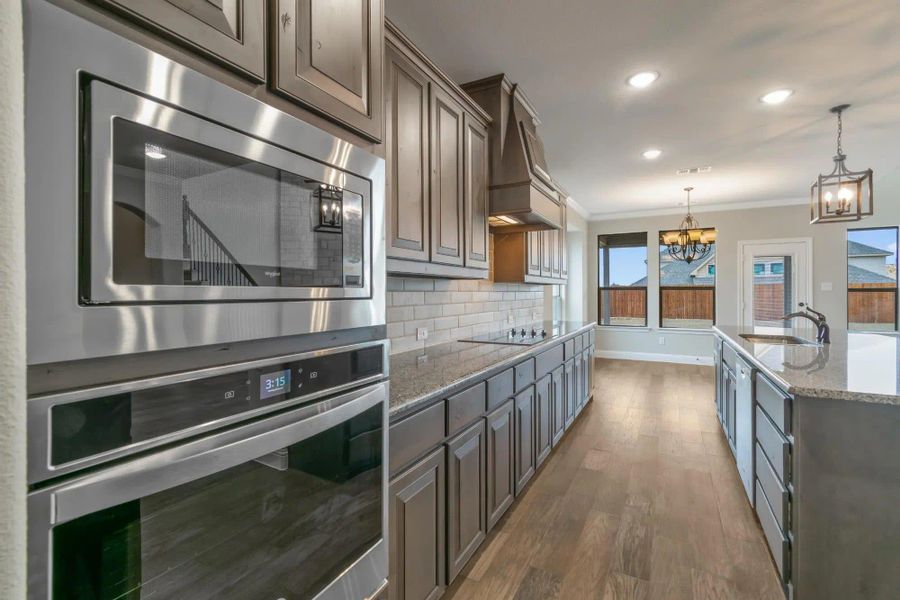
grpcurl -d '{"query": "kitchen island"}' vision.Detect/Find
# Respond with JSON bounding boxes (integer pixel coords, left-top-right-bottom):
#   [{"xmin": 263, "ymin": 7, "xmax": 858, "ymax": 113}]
[
  {"xmin": 713, "ymin": 325, "xmax": 899, "ymax": 600},
  {"xmin": 385, "ymin": 321, "xmax": 596, "ymax": 600}
]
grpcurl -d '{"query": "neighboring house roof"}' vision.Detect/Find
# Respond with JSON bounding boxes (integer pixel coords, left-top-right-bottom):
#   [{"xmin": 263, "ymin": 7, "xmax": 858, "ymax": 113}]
[
  {"xmin": 848, "ymin": 264, "xmax": 896, "ymax": 285},
  {"xmin": 848, "ymin": 240, "xmax": 891, "ymax": 257},
  {"xmin": 629, "ymin": 246, "xmax": 716, "ymax": 286}
]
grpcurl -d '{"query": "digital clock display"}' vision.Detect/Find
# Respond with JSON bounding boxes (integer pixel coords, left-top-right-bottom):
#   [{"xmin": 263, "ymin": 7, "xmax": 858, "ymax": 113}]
[{"xmin": 259, "ymin": 369, "xmax": 291, "ymax": 400}]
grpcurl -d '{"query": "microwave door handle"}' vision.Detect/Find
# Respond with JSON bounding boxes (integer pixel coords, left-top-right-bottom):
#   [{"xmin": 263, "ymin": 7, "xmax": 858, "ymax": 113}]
[{"xmin": 49, "ymin": 382, "xmax": 385, "ymax": 525}]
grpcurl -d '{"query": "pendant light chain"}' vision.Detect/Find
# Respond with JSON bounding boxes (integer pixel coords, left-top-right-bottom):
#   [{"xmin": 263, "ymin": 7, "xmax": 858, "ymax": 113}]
[{"xmin": 836, "ymin": 108, "xmax": 843, "ymax": 156}]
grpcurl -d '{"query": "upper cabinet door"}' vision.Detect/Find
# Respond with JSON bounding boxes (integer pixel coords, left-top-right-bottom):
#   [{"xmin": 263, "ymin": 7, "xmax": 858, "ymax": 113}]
[
  {"xmin": 550, "ymin": 229, "xmax": 561, "ymax": 278},
  {"xmin": 430, "ymin": 86, "xmax": 465, "ymax": 266},
  {"xmin": 540, "ymin": 230, "xmax": 552, "ymax": 277},
  {"xmin": 526, "ymin": 232, "xmax": 541, "ymax": 276},
  {"xmin": 273, "ymin": 0, "xmax": 384, "ymax": 141},
  {"xmin": 385, "ymin": 45, "xmax": 429, "ymax": 262},
  {"xmin": 463, "ymin": 115, "xmax": 489, "ymax": 270},
  {"xmin": 560, "ymin": 205, "xmax": 568, "ymax": 279},
  {"xmin": 97, "ymin": 0, "xmax": 266, "ymax": 80}
]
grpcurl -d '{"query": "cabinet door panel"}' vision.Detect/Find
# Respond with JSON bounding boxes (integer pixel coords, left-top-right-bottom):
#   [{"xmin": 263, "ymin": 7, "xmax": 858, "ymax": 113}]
[
  {"xmin": 98, "ymin": 0, "xmax": 266, "ymax": 80},
  {"xmin": 486, "ymin": 401, "xmax": 515, "ymax": 531},
  {"xmin": 540, "ymin": 230, "xmax": 552, "ymax": 277},
  {"xmin": 385, "ymin": 45, "xmax": 429, "ymax": 261},
  {"xmin": 551, "ymin": 365, "xmax": 565, "ymax": 446},
  {"xmin": 550, "ymin": 229, "xmax": 561, "ymax": 278},
  {"xmin": 559, "ymin": 205, "xmax": 568, "ymax": 279},
  {"xmin": 429, "ymin": 87, "xmax": 465, "ymax": 266},
  {"xmin": 463, "ymin": 115, "xmax": 489, "ymax": 269},
  {"xmin": 447, "ymin": 421, "xmax": 486, "ymax": 583},
  {"xmin": 564, "ymin": 359, "xmax": 575, "ymax": 429},
  {"xmin": 274, "ymin": 0, "xmax": 384, "ymax": 141},
  {"xmin": 514, "ymin": 386, "xmax": 535, "ymax": 495},
  {"xmin": 526, "ymin": 232, "xmax": 541, "ymax": 276},
  {"xmin": 389, "ymin": 447, "xmax": 446, "ymax": 600},
  {"xmin": 535, "ymin": 374, "xmax": 552, "ymax": 467}
]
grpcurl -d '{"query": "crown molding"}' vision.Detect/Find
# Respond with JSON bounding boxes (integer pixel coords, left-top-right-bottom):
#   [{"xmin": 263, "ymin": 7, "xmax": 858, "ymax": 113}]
[
  {"xmin": 589, "ymin": 196, "xmax": 808, "ymax": 221},
  {"xmin": 566, "ymin": 197, "xmax": 590, "ymax": 219}
]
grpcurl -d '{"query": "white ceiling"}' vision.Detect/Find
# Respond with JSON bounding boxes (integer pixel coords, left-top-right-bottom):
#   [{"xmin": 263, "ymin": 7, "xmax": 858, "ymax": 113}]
[{"xmin": 385, "ymin": 0, "xmax": 900, "ymax": 217}]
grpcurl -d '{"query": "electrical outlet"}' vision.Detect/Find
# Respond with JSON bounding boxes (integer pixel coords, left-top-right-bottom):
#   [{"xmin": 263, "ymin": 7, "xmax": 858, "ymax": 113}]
[
  {"xmin": 658, "ymin": 336, "xmax": 666, "ymax": 345},
  {"xmin": 821, "ymin": 282, "xmax": 833, "ymax": 291},
  {"xmin": 416, "ymin": 327, "xmax": 428, "ymax": 341}
]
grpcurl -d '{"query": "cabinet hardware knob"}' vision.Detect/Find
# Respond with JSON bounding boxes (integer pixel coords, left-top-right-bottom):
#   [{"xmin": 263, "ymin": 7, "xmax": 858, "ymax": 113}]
[{"xmin": 280, "ymin": 12, "xmax": 292, "ymax": 30}]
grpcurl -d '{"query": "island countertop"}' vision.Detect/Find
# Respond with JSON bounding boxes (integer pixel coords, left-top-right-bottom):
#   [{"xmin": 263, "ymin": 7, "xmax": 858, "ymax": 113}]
[
  {"xmin": 713, "ymin": 325, "xmax": 900, "ymax": 405},
  {"xmin": 389, "ymin": 321, "xmax": 596, "ymax": 419}
]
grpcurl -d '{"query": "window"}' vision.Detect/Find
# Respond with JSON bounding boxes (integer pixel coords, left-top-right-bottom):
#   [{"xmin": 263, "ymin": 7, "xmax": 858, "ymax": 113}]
[
  {"xmin": 552, "ymin": 284, "xmax": 564, "ymax": 321},
  {"xmin": 598, "ymin": 233, "xmax": 647, "ymax": 326},
  {"xmin": 658, "ymin": 229, "xmax": 716, "ymax": 328},
  {"xmin": 754, "ymin": 263, "xmax": 765, "ymax": 275},
  {"xmin": 771, "ymin": 263, "xmax": 784, "ymax": 275},
  {"xmin": 847, "ymin": 227, "xmax": 898, "ymax": 331}
]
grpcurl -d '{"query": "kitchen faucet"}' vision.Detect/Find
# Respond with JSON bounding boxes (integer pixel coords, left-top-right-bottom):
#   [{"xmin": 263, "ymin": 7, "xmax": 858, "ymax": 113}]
[{"xmin": 781, "ymin": 302, "xmax": 830, "ymax": 344}]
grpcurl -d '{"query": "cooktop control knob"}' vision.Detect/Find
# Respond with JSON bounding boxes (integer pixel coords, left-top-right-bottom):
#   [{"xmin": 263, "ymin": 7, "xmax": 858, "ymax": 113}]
[
  {"xmin": 541, "ymin": 329, "xmax": 547, "ymax": 337},
  {"xmin": 510, "ymin": 328, "xmax": 517, "ymax": 337},
  {"xmin": 530, "ymin": 329, "xmax": 537, "ymax": 338},
  {"xmin": 520, "ymin": 328, "xmax": 526, "ymax": 337}
]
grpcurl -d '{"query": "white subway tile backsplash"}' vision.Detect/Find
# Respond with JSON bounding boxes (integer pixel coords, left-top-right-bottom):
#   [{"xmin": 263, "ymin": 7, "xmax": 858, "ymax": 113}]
[{"xmin": 385, "ymin": 277, "xmax": 544, "ymax": 354}]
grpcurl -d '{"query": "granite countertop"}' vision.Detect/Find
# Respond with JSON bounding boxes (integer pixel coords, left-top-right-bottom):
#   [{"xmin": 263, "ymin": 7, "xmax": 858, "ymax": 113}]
[
  {"xmin": 714, "ymin": 325, "xmax": 900, "ymax": 405},
  {"xmin": 389, "ymin": 321, "xmax": 596, "ymax": 419}
]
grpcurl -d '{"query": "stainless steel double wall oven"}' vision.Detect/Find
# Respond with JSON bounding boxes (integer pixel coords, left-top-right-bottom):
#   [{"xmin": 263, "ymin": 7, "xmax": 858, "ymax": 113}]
[{"xmin": 24, "ymin": 1, "xmax": 388, "ymax": 599}]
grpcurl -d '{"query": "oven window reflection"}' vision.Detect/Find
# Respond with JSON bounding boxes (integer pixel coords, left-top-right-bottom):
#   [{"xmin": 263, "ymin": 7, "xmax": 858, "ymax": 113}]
[
  {"xmin": 52, "ymin": 403, "xmax": 382, "ymax": 599},
  {"xmin": 110, "ymin": 118, "xmax": 364, "ymax": 289}
]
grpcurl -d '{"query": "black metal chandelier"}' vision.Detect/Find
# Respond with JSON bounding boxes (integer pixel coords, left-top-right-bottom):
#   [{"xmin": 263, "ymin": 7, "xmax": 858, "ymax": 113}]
[
  {"xmin": 810, "ymin": 104, "xmax": 873, "ymax": 224},
  {"xmin": 660, "ymin": 187, "xmax": 716, "ymax": 264}
]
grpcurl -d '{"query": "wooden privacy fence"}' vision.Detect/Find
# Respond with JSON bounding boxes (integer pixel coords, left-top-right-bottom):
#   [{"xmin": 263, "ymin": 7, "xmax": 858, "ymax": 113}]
[
  {"xmin": 598, "ymin": 287, "xmax": 646, "ymax": 319},
  {"xmin": 660, "ymin": 286, "xmax": 715, "ymax": 320},
  {"xmin": 849, "ymin": 283, "xmax": 897, "ymax": 324},
  {"xmin": 753, "ymin": 282, "xmax": 787, "ymax": 322}
]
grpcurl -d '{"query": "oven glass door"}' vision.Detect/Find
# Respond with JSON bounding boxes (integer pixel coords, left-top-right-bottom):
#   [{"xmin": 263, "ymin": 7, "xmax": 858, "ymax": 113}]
[
  {"xmin": 84, "ymin": 79, "xmax": 371, "ymax": 303},
  {"xmin": 34, "ymin": 386, "xmax": 385, "ymax": 600}
]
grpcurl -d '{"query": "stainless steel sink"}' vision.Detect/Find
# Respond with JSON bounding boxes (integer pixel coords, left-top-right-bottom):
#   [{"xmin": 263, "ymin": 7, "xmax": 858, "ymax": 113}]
[{"xmin": 739, "ymin": 333, "xmax": 818, "ymax": 346}]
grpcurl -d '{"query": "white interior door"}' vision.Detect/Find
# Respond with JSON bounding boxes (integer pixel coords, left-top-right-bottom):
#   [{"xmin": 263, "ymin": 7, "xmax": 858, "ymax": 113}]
[{"xmin": 739, "ymin": 239, "xmax": 812, "ymax": 329}]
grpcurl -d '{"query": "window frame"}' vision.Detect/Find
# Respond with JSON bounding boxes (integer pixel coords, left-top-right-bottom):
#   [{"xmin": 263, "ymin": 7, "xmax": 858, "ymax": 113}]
[
  {"xmin": 658, "ymin": 229, "xmax": 717, "ymax": 329},
  {"xmin": 597, "ymin": 233, "xmax": 648, "ymax": 328},
  {"xmin": 846, "ymin": 226, "xmax": 899, "ymax": 333}
]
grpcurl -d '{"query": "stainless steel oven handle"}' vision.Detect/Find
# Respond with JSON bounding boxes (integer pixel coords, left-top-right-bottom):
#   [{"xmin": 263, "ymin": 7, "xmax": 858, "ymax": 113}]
[{"xmin": 50, "ymin": 381, "xmax": 386, "ymax": 525}]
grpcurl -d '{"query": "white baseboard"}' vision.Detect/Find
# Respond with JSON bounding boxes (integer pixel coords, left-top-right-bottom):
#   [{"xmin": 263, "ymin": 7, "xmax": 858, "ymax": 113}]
[{"xmin": 594, "ymin": 349, "xmax": 713, "ymax": 366}]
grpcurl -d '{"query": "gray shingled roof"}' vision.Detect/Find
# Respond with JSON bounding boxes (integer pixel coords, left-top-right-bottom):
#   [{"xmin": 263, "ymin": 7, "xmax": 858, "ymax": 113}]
[
  {"xmin": 848, "ymin": 264, "xmax": 895, "ymax": 285},
  {"xmin": 630, "ymin": 246, "xmax": 716, "ymax": 286},
  {"xmin": 848, "ymin": 240, "xmax": 891, "ymax": 257}
]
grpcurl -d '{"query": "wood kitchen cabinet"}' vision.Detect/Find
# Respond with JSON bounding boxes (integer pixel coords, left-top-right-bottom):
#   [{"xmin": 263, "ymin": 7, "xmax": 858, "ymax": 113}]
[
  {"xmin": 535, "ymin": 374, "xmax": 552, "ymax": 468},
  {"xmin": 551, "ymin": 364, "xmax": 565, "ymax": 446},
  {"xmin": 446, "ymin": 420, "xmax": 487, "ymax": 583},
  {"xmin": 564, "ymin": 358, "xmax": 575, "ymax": 429},
  {"xmin": 389, "ymin": 446, "xmax": 446, "ymax": 600},
  {"xmin": 486, "ymin": 399, "xmax": 515, "ymax": 531},
  {"xmin": 514, "ymin": 385, "xmax": 535, "ymax": 495},
  {"xmin": 493, "ymin": 202, "xmax": 568, "ymax": 285},
  {"xmin": 273, "ymin": 0, "xmax": 384, "ymax": 142},
  {"xmin": 384, "ymin": 22, "xmax": 492, "ymax": 278},
  {"xmin": 93, "ymin": 0, "xmax": 266, "ymax": 81}
]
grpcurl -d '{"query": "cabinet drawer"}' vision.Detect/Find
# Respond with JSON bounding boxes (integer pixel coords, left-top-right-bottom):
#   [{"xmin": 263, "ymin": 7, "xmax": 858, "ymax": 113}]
[
  {"xmin": 756, "ymin": 373, "xmax": 791, "ymax": 434},
  {"xmin": 390, "ymin": 401, "xmax": 446, "ymax": 475},
  {"xmin": 564, "ymin": 339, "xmax": 575, "ymax": 359},
  {"xmin": 722, "ymin": 343, "xmax": 737, "ymax": 370},
  {"xmin": 756, "ymin": 480, "xmax": 790, "ymax": 580},
  {"xmin": 756, "ymin": 407, "xmax": 790, "ymax": 483},
  {"xmin": 573, "ymin": 335, "xmax": 583, "ymax": 353},
  {"xmin": 486, "ymin": 368, "xmax": 514, "ymax": 411},
  {"xmin": 535, "ymin": 344, "xmax": 564, "ymax": 379},
  {"xmin": 514, "ymin": 359, "xmax": 535, "ymax": 392},
  {"xmin": 447, "ymin": 382, "xmax": 486, "ymax": 437},
  {"xmin": 756, "ymin": 444, "xmax": 789, "ymax": 532}
]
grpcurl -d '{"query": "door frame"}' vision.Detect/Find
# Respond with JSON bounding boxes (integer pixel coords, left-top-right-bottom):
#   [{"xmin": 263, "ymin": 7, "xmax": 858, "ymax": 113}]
[{"xmin": 736, "ymin": 237, "xmax": 813, "ymax": 327}]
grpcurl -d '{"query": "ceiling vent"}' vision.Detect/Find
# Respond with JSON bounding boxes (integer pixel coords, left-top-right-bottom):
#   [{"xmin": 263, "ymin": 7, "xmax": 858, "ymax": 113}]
[{"xmin": 676, "ymin": 166, "xmax": 713, "ymax": 176}]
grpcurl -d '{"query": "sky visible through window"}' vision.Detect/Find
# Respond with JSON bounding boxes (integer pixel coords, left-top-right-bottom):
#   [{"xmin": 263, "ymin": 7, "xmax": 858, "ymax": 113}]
[{"xmin": 599, "ymin": 246, "xmax": 647, "ymax": 286}]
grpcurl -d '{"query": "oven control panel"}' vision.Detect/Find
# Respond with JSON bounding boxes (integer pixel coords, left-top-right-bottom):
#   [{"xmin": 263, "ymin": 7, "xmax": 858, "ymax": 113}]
[{"xmin": 34, "ymin": 343, "xmax": 386, "ymax": 483}]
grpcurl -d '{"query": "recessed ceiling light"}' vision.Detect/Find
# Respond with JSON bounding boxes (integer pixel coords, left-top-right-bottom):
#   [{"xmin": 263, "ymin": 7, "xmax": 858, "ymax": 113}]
[
  {"xmin": 627, "ymin": 71, "xmax": 659, "ymax": 89},
  {"xmin": 642, "ymin": 148, "xmax": 662, "ymax": 160},
  {"xmin": 760, "ymin": 89, "xmax": 794, "ymax": 105},
  {"xmin": 144, "ymin": 144, "xmax": 166, "ymax": 160}
]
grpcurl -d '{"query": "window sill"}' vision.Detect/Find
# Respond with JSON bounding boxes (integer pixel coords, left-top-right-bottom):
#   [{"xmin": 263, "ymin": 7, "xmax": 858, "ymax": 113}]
[
  {"xmin": 595, "ymin": 325, "xmax": 651, "ymax": 332},
  {"xmin": 657, "ymin": 327, "xmax": 715, "ymax": 335}
]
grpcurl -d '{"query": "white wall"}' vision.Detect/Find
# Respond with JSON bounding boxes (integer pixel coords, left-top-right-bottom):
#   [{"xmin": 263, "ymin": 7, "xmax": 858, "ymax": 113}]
[
  {"xmin": 589, "ymin": 199, "xmax": 900, "ymax": 362},
  {"xmin": 0, "ymin": 2, "xmax": 27, "ymax": 598}
]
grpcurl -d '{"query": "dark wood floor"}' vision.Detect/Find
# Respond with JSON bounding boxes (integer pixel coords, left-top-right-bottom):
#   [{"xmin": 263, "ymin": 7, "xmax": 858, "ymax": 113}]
[{"xmin": 444, "ymin": 359, "xmax": 784, "ymax": 600}]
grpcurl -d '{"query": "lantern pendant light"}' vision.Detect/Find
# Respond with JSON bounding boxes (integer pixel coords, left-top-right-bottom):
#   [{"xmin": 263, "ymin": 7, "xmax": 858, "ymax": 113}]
[
  {"xmin": 810, "ymin": 104, "xmax": 873, "ymax": 224},
  {"xmin": 660, "ymin": 187, "xmax": 716, "ymax": 264}
]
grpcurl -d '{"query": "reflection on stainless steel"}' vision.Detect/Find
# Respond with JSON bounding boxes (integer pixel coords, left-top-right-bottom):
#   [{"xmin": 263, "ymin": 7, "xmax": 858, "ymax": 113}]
[
  {"xmin": 782, "ymin": 344, "xmax": 830, "ymax": 374},
  {"xmin": 24, "ymin": 0, "xmax": 385, "ymax": 365}
]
